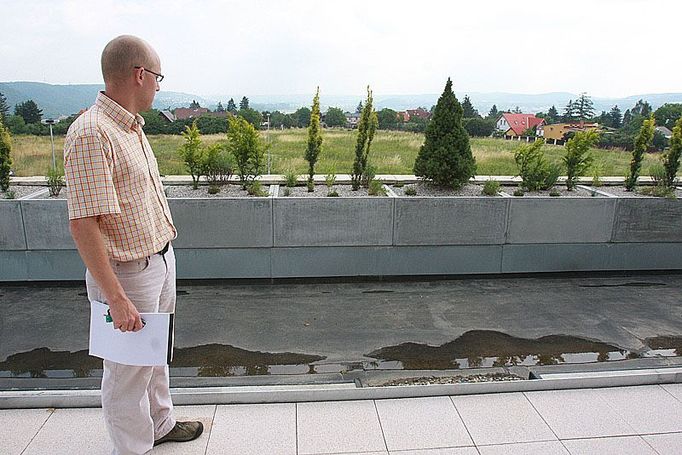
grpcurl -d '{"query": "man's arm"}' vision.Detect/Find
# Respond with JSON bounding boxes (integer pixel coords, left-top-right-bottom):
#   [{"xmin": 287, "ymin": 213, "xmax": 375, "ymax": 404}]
[{"xmin": 70, "ymin": 217, "xmax": 144, "ymax": 333}]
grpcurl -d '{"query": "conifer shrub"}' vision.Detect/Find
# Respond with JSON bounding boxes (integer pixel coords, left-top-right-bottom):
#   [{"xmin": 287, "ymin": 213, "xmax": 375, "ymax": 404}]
[
  {"xmin": 661, "ymin": 116, "xmax": 682, "ymax": 188},
  {"xmin": 564, "ymin": 130, "xmax": 598, "ymax": 190},
  {"xmin": 514, "ymin": 138, "xmax": 559, "ymax": 191},
  {"xmin": 413, "ymin": 78, "xmax": 476, "ymax": 188},
  {"xmin": 625, "ymin": 114, "xmax": 655, "ymax": 191},
  {"xmin": 482, "ymin": 180, "xmax": 500, "ymax": 196},
  {"xmin": 0, "ymin": 118, "xmax": 13, "ymax": 192}
]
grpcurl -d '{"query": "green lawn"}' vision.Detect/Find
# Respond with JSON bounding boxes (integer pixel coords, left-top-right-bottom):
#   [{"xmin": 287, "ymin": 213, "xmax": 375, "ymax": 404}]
[{"xmin": 8, "ymin": 129, "xmax": 661, "ymax": 177}]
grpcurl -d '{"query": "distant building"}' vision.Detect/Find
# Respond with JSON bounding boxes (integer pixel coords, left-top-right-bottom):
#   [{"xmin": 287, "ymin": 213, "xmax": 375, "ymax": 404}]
[
  {"xmin": 655, "ymin": 126, "xmax": 673, "ymax": 140},
  {"xmin": 174, "ymin": 107, "xmax": 209, "ymax": 120},
  {"xmin": 496, "ymin": 113, "xmax": 545, "ymax": 137},
  {"xmin": 159, "ymin": 110, "xmax": 175, "ymax": 123},
  {"xmin": 345, "ymin": 112, "xmax": 361, "ymax": 128},
  {"xmin": 537, "ymin": 122, "xmax": 600, "ymax": 142}
]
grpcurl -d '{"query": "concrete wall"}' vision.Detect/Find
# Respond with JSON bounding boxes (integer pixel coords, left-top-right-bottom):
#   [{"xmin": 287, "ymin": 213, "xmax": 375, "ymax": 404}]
[{"xmin": 1, "ymin": 195, "xmax": 681, "ymax": 281}]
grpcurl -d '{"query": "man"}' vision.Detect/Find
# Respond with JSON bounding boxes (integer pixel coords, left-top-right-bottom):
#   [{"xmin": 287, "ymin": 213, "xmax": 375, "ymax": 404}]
[{"xmin": 64, "ymin": 35, "xmax": 202, "ymax": 454}]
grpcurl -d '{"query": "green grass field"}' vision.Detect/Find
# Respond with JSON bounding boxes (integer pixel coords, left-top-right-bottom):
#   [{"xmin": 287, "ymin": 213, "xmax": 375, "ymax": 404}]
[{"xmin": 8, "ymin": 129, "xmax": 661, "ymax": 177}]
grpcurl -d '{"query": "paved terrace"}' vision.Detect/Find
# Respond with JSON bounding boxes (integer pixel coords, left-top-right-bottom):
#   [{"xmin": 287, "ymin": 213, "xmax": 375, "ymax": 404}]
[{"xmin": 4, "ymin": 384, "xmax": 682, "ymax": 454}]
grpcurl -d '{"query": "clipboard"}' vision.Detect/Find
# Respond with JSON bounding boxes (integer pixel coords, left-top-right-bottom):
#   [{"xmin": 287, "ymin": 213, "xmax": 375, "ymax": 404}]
[{"xmin": 89, "ymin": 300, "xmax": 174, "ymax": 366}]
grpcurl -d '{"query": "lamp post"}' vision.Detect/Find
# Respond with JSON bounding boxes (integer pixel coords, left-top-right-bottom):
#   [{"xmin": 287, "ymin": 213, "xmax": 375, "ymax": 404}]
[
  {"xmin": 45, "ymin": 119, "xmax": 56, "ymax": 170},
  {"xmin": 266, "ymin": 113, "xmax": 271, "ymax": 175}
]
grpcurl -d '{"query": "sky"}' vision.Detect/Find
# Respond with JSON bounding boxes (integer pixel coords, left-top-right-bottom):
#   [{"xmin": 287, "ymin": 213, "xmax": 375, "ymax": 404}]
[{"xmin": 1, "ymin": 0, "xmax": 679, "ymax": 98}]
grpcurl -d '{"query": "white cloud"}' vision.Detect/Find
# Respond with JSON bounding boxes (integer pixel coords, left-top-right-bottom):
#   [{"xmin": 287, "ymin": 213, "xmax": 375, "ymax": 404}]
[{"xmin": 0, "ymin": 0, "xmax": 679, "ymax": 97}]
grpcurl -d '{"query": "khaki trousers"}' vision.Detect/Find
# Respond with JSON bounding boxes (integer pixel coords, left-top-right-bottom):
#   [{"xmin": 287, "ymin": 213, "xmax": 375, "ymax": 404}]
[{"xmin": 86, "ymin": 244, "xmax": 177, "ymax": 455}]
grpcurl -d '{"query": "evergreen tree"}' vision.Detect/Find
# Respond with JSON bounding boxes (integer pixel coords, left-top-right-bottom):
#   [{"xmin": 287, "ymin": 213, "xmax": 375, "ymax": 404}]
[
  {"xmin": 563, "ymin": 99, "xmax": 577, "ymax": 122},
  {"xmin": 512, "ymin": 106, "xmax": 522, "ymax": 114},
  {"xmin": 609, "ymin": 105, "xmax": 622, "ymax": 128},
  {"xmin": 487, "ymin": 104, "xmax": 499, "ymax": 119},
  {"xmin": 350, "ymin": 86, "xmax": 378, "ymax": 190},
  {"xmin": 625, "ymin": 114, "xmax": 655, "ymax": 191},
  {"xmin": 622, "ymin": 109, "xmax": 632, "ymax": 128},
  {"xmin": 178, "ymin": 121, "xmax": 204, "ymax": 189},
  {"xmin": 413, "ymin": 78, "xmax": 476, "ymax": 188},
  {"xmin": 563, "ymin": 130, "xmax": 597, "ymax": 190},
  {"xmin": 662, "ymin": 116, "xmax": 682, "ymax": 188},
  {"xmin": 305, "ymin": 87, "xmax": 323, "ymax": 190},
  {"xmin": 240, "ymin": 96, "xmax": 250, "ymax": 110},
  {"xmin": 632, "ymin": 99, "xmax": 652, "ymax": 117},
  {"xmin": 574, "ymin": 92, "xmax": 595, "ymax": 121},
  {"xmin": 189, "ymin": 100, "xmax": 201, "ymax": 109},
  {"xmin": 0, "ymin": 118, "xmax": 12, "ymax": 192},
  {"xmin": 226, "ymin": 98, "xmax": 237, "ymax": 113},
  {"xmin": 216, "ymin": 102, "xmax": 225, "ymax": 112},
  {"xmin": 0, "ymin": 92, "xmax": 9, "ymax": 122},
  {"xmin": 547, "ymin": 105, "xmax": 559, "ymax": 124},
  {"xmin": 461, "ymin": 95, "xmax": 478, "ymax": 118},
  {"xmin": 14, "ymin": 100, "xmax": 43, "ymax": 124},
  {"xmin": 356, "ymin": 101, "xmax": 363, "ymax": 114}
]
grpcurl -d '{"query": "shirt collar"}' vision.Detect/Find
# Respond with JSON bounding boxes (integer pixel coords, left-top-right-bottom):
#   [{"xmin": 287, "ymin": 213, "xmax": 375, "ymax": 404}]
[{"xmin": 96, "ymin": 91, "xmax": 145, "ymax": 132}]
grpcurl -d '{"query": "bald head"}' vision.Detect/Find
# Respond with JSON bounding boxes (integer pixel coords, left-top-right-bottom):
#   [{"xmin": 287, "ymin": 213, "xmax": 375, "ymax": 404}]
[{"xmin": 101, "ymin": 35, "xmax": 158, "ymax": 85}]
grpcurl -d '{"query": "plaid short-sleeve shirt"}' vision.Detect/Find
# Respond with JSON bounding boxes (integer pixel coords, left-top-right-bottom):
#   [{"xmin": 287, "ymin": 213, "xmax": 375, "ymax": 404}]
[{"xmin": 64, "ymin": 92, "xmax": 176, "ymax": 262}]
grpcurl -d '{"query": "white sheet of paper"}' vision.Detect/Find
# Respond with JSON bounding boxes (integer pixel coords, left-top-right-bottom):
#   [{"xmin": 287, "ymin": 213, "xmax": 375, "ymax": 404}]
[{"xmin": 89, "ymin": 300, "xmax": 174, "ymax": 366}]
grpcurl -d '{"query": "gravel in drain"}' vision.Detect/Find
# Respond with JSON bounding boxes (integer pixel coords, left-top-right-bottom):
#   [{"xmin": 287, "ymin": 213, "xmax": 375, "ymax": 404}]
[{"xmin": 373, "ymin": 372, "xmax": 523, "ymax": 387}]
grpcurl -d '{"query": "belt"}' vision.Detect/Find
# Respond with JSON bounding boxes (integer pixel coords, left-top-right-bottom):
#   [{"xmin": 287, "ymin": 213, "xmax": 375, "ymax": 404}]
[{"xmin": 156, "ymin": 242, "xmax": 170, "ymax": 256}]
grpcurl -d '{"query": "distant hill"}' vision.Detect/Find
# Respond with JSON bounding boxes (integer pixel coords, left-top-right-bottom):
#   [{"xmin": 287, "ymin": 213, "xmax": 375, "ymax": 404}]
[
  {"xmin": 0, "ymin": 82, "xmax": 210, "ymax": 118},
  {"xmin": 2, "ymin": 81, "xmax": 682, "ymax": 118}
]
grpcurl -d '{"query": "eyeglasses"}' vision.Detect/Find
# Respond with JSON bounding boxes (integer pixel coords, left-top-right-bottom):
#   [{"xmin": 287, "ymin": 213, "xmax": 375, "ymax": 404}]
[{"xmin": 134, "ymin": 66, "xmax": 164, "ymax": 83}]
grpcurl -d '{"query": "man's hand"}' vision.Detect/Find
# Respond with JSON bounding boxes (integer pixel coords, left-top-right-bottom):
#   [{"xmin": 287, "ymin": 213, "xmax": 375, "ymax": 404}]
[
  {"xmin": 70, "ymin": 217, "xmax": 145, "ymax": 332},
  {"xmin": 109, "ymin": 297, "xmax": 145, "ymax": 332}
]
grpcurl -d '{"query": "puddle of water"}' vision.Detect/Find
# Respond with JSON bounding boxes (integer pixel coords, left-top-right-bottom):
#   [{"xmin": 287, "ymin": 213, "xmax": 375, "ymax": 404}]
[
  {"xmin": 2, "ymin": 331, "xmax": 680, "ymax": 381},
  {"xmin": 364, "ymin": 330, "xmax": 675, "ymax": 370},
  {"xmin": 579, "ymin": 282, "xmax": 666, "ymax": 288}
]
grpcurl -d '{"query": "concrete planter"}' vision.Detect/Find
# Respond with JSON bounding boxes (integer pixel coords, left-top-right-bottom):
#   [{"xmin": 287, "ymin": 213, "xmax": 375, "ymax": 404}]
[{"xmin": 1, "ymin": 191, "xmax": 681, "ymax": 281}]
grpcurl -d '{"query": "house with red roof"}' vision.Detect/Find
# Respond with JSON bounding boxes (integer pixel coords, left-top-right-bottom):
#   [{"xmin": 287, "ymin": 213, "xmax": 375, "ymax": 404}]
[{"xmin": 496, "ymin": 113, "xmax": 545, "ymax": 138}]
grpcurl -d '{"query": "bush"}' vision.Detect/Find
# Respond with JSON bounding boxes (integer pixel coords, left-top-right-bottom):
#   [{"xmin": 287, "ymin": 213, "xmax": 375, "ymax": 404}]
[
  {"xmin": 284, "ymin": 169, "xmax": 298, "ymax": 187},
  {"xmin": 306, "ymin": 180, "xmax": 315, "ymax": 192},
  {"xmin": 325, "ymin": 170, "xmax": 336, "ymax": 189},
  {"xmin": 0, "ymin": 118, "xmax": 12, "ymax": 191},
  {"xmin": 482, "ymin": 180, "xmax": 500, "ymax": 196},
  {"xmin": 513, "ymin": 188, "xmax": 524, "ymax": 197},
  {"xmin": 4, "ymin": 189, "xmax": 16, "ymax": 199},
  {"xmin": 549, "ymin": 189, "xmax": 561, "ymax": 197},
  {"xmin": 202, "ymin": 144, "xmax": 234, "ymax": 188},
  {"xmin": 514, "ymin": 138, "xmax": 558, "ymax": 191},
  {"xmin": 207, "ymin": 184, "xmax": 220, "ymax": 194},
  {"xmin": 625, "ymin": 114, "xmax": 655, "ymax": 191},
  {"xmin": 368, "ymin": 179, "xmax": 386, "ymax": 196},
  {"xmin": 563, "ymin": 130, "xmax": 598, "ymax": 190},
  {"xmin": 246, "ymin": 181, "xmax": 267, "ymax": 197},
  {"xmin": 326, "ymin": 189, "xmax": 339, "ymax": 197},
  {"xmin": 413, "ymin": 78, "xmax": 476, "ymax": 188},
  {"xmin": 661, "ymin": 116, "xmax": 682, "ymax": 188},
  {"xmin": 404, "ymin": 187, "xmax": 417, "ymax": 196},
  {"xmin": 463, "ymin": 117, "xmax": 496, "ymax": 137},
  {"xmin": 351, "ymin": 86, "xmax": 378, "ymax": 190},
  {"xmin": 227, "ymin": 116, "xmax": 266, "ymax": 188},
  {"xmin": 47, "ymin": 167, "xmax": 65, "ymax": 197},
  {"xmin": 178, "ymin": 121, "xmax": 205, "ymax": 189},
  {"xmin": 591, "ymin": 163, "xmax": 603, "ymax": 187},
  {"xmin": 282, "ymin": 187, "xmax": 291, "ymax": 197}
]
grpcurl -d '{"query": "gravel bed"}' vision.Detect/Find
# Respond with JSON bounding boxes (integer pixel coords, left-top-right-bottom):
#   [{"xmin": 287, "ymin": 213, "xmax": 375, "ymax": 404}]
[
  {"xmin": 597, "ymin": 185, "xmax": 681, "ymax": 199},
  {"xmin": 1, "ymin": 185, "xmax": 46, "ymax": 200},
  {"xmin": 392, "ymin": 182, "xmax": 494, "ymax": 197},
  {"xmin": 165, "ymin": 184, "xmax": 268, "ymax": 198},
  {"xmin": 279, "ymin": 184, "xmax": 377, "ymax": 197},
  {"xmin": 502, "ymin": 185, "xmax": 596, "ymax": 197},
  {"xmin": 33, "ymin": 186, "xmax": 68, "ymax": 199},
  {"xmin": 372, "ymin": 372, "xmax": 524, "ymax": 387}
]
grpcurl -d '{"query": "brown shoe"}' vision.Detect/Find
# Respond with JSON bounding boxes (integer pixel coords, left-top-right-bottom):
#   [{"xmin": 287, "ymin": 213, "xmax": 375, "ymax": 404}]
[{"xmin": 154, "ymin": 421, "xmax": 204, "ymax": 446}]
